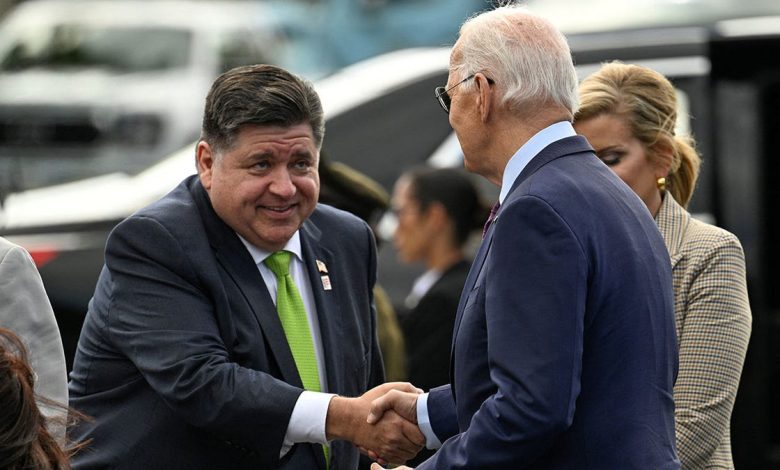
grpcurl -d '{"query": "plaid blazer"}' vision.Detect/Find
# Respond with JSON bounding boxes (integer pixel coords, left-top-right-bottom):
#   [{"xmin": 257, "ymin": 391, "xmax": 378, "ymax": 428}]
[{"xmin": 657, "ymin": 194, "xmax": 752, "ymax": 469}]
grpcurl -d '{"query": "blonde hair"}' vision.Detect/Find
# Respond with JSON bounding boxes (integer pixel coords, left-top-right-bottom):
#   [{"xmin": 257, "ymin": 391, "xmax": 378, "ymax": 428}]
[{"xmin": 574, "ymin": 62, "xmax": 701, "ymax": 207}]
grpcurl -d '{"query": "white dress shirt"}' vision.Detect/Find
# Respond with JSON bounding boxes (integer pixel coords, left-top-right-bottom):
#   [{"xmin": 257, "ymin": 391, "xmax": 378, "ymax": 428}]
[
  {"xmin": 416, "ymin": 121, "xmax": 577, "ymax": 449},
  {"xmin": 239, "ymin": 232, "xmax": 335, "ymax": 457},
  {"xmin": 404, "ymin": 268, "xmax": 443, "ymax": 310}
]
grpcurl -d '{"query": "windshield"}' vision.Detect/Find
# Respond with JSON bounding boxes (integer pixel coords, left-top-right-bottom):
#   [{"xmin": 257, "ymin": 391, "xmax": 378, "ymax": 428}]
[{"xmin": 0, "ymin": 25, "xmax": 192, "ymax": 73}]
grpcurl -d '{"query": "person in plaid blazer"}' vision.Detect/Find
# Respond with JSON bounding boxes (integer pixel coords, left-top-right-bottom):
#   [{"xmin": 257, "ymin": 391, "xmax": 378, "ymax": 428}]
[{"xmin": 575, "ymin": 62, "xmax": 752, "ymax": 469}]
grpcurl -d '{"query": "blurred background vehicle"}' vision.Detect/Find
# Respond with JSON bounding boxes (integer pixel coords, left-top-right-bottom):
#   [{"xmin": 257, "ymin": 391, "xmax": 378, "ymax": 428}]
[
  {"xmin": 263, "ymin": 0, "xmax": 488, "ymax": 72},
  {"xmin": 1, "ymin": 0, "xmax": 780, "ymax": 467},
  {"xmin": 0, "ymin": 0, "xmax": 314, "ymax": 200}
]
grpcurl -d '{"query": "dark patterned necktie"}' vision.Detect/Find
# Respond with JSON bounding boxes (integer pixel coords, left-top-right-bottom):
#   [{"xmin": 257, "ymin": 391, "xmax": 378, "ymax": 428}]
[{"xmin": 482, "ymin": 201, "xmax": 500, "ymax": 239}]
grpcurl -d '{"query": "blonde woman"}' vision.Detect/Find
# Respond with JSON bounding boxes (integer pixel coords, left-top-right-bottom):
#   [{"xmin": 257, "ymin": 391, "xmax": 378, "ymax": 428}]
[{"xmin": 574, "ymin": 62, "xmax": 751, "ymax": 469}]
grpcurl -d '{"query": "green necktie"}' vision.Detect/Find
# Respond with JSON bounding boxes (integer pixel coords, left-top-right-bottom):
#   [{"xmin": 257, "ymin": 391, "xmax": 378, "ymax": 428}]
[
  {"xmin": 264, "ymin": 250, "xmax": 322, "ymax": 392},
  {"xmin": 264, "ymin": 251, "xmax": 330, "ymax": 467}
]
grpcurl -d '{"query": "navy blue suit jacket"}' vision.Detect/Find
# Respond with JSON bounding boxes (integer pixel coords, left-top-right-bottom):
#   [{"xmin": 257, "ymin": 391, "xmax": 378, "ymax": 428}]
[
  {"xmin": 423, "ymin": 136, "xmax": 680, "ymax": 469},
  {"xmin": 69, "ymin": 176, "xmax": 384, "ymax": 469}
]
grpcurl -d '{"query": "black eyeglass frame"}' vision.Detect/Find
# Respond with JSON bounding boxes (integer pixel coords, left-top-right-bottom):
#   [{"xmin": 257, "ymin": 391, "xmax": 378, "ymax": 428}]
[{"xmin": 434, "ymin": 73, "xmax": 495, "ymax": 114}]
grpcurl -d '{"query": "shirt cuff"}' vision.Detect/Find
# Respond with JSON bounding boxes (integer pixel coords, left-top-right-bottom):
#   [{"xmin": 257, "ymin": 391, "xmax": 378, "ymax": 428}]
[
  {"xmin": 416, "ymin": 392, "xmax": 442, "ymax": 449},
  {"xmin": 280, "ymin": 391, "xmax": 336, "ymax": 458}
]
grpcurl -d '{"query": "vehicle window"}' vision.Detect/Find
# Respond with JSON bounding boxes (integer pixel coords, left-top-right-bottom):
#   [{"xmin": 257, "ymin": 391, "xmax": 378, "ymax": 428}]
[
  {"xmin": 668, "ymin": 76, "xmax": 712, "ymax": 216},
  {"xmin": 675, "ymin": 88, "xmax": 692, "ymax": 137},
  {"xmin": 323, "ymin": 71, "xmax": 452, "ymax": 191},
  {"xmin": 0, "ymin": 25, "xmax": 192, "ymax": 73}
]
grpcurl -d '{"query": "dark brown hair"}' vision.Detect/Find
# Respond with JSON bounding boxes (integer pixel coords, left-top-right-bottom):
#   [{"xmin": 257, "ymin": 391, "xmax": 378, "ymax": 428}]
[
  {"xmin": 200, "ymin": 64, "xmax": 325, "ymax": 153},
  {"xmin": 405, "ymin": 166, "xmax": 489, "ymax": 246},
  {"xmin": 0, "ymin": 328, "xmax": 82, "ymax": 469}
]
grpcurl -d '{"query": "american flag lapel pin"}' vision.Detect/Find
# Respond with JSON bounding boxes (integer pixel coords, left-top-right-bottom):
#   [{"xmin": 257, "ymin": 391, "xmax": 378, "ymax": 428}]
[
  {"xmin": 316, "ymin": 259, "xmax": 331, "ymax": 290},
  {"xmin": 316, "ymin": 259, "xmax": 328, "ymax": 273}
]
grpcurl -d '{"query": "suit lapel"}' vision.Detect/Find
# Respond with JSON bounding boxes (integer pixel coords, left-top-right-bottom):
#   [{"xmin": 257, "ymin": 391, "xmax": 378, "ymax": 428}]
[
  {"xmin": 449, "ymin": 135, "xmax": 595, "ymax": 390},
  {"xmin": 452, "ymin": 135, "xmax": 593, "ymax": 337},
  {"xmin": 189, "ymin": 178, "xmax": 302, "ymax": 388},
  {"xmin": 451, "ymin": 229, "xmax": 494, "ymax": 353},
  {"xmin": 299, "ymin": 218, "xmax": 343, "ymax": 395},
  {"xmin": 655, "ymin": 193, "xmax": 690, "ymax": 269},
  {"xmin": 299, "ymin": 218, "xmax": 336, "ymax": 470},
  {"xmin": 448, "ymin": 227, "xmax": 495, "ymax": 398}
]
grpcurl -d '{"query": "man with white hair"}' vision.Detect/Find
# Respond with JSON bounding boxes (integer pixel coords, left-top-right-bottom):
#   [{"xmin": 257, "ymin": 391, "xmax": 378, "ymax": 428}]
[{"xmin": 368, "ymin": 5, "xmax": 681, "ymax": 469}]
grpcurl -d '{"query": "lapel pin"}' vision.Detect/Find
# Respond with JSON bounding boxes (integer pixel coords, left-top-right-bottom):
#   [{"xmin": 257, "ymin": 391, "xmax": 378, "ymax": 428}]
[
  {"xmin": 316, "ymin": 259, "xmax": 328, "ymax": 273},
  {"xmin": 321, "ymin": 275, "xmax": 332, "ymax": 291}
]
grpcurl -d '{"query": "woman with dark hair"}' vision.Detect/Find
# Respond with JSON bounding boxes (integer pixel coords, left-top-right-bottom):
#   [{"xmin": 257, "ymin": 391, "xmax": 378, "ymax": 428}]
[
  {"xmin": 392, "ymin": 166, "xmax": 487, "ymax": 466},
  {"xmin": 0, "ymin": 327, "xmax": 78, "ymax": 469},
  {"xmin": 392, "ymin": 167, "xmax": 488, "ymax": 392}
]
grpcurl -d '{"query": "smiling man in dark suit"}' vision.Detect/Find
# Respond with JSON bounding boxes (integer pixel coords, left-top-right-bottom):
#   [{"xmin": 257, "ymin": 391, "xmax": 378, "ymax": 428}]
[
  {"xmin": 68, "ymin": 64, "xmax": 423, "ymax": 469},
  {"xmin": 369, "ymin": 4, "xmax": 680, "ymax": 469}
]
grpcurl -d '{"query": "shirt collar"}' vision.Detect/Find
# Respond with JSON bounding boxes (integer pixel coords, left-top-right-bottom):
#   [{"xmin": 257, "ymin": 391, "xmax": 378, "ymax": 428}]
[
  {"xmin": 238, "ymin": 231, "xmax": 303, "ymax": 265},
  {"xmin": 499, "ymin": 121, "xmax": 576, "ymax": 204},
  {"xmin": 405, "ymin": 268, "xmax": 443, "ymax": 309}
]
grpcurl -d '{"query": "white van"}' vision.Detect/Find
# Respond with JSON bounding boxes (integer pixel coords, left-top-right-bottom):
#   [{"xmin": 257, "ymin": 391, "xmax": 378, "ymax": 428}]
[{"xmin": 0, "ymin": 0, "xmax": 307, "ymax": 196}]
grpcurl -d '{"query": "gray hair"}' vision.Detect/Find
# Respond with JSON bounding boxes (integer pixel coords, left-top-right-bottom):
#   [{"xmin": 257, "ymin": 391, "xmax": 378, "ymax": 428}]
[
  {"xmin": 455, "ymin": 4, "xmax": 579, "ymax": 115},
  {"xmin": 200, "ymin": 64, "xmax": 325, "ymax": 153}
]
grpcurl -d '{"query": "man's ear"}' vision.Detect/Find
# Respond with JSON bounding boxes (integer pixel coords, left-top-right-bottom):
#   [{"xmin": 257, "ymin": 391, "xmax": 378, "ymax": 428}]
[
  {"xmin": 475, "ymin": 73, "xmax": 493, "ymax": 123},
  {"xmin": 196, "ymin": 141, "xmax": 215, "ymax": 190}
]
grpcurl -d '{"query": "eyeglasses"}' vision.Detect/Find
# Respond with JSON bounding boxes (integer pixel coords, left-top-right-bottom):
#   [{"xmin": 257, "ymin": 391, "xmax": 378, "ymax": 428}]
[{"xmin": 434, "ymin": 73, "xmax": 495, "ymax": 114}]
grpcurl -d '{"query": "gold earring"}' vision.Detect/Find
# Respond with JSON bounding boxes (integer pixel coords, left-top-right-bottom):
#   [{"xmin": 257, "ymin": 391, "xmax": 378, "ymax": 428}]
[{"xmin": 657, "ymin": 177, "xmax": 666, "ymax": 191}]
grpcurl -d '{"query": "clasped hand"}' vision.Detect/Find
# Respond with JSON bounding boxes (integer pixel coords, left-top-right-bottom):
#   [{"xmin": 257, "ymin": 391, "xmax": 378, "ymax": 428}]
[{"xmin": 327, "ymin": 382, "xmax": 425, "ymax": 465}]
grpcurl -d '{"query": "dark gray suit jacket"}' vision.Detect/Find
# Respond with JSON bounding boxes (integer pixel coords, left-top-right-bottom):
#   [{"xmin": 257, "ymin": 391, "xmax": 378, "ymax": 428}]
[{"xmin": 69, "ymin": 175, "xmax": 384, "ymax": 469}]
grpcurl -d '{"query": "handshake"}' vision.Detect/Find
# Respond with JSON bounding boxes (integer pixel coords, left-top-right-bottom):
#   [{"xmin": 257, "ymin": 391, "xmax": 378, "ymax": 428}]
[{"xmin": 326, "ymin": 382, "xmax": 427, "ymax": 468}]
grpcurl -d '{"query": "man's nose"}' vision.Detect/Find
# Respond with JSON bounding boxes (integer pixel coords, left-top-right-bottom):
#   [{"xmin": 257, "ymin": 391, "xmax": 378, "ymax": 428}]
[{"xmin": 268, "ymin": 169, "xmax": 296, "ymax": 198}]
